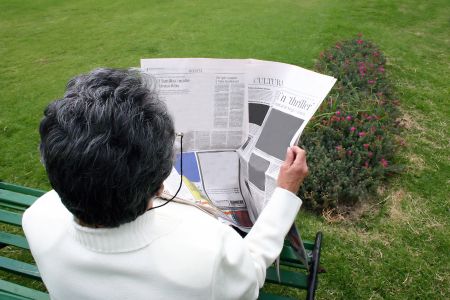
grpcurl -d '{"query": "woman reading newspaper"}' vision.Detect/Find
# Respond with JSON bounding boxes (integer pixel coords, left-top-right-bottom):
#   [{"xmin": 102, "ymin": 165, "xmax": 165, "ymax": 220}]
[{"xmin": 23, "ymin": 68, "xmax": 309, "ymax": 300}]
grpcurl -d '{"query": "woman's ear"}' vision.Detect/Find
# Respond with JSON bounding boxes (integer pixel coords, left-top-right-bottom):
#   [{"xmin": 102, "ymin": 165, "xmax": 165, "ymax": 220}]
[{"xmin": 156, "ymin": 184, "xmax": 164, "ymax": 196}]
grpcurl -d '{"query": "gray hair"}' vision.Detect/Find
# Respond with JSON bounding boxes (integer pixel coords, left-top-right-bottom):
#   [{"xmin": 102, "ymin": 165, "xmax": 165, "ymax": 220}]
[{"xmin": 39, "ymin": 68, "xmax": 175, "ymax": 227}]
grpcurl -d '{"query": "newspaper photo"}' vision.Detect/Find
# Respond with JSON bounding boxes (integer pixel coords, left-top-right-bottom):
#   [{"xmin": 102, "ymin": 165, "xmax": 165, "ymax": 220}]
[{"xmin": 141, "ymin": 58, "xmax": 336, "ymax": 268}]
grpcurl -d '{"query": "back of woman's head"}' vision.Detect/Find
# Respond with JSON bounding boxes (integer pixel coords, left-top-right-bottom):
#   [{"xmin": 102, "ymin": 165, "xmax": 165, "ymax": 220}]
[{"xmin": 39, "ymin": 68, "xmax": 175, "ymax": 227}]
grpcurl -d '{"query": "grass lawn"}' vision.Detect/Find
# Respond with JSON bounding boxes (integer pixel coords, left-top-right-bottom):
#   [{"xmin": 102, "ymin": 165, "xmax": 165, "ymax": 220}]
[{"xmin": 1, "ymin": 0, "xmax": 449, "ymax": 299}]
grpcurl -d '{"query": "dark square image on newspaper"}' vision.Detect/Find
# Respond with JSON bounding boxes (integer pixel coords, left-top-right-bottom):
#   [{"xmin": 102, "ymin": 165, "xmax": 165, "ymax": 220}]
[
  {"xmin": 249, "ymin": 103, "xmax": 270, "ymax": 126},
  {"xmin": 255, "ymin": 109, "xmax": 304, "ymax": 160}
]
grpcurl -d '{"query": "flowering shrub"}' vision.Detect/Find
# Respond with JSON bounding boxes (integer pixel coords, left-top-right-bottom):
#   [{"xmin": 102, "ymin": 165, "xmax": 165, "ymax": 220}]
[
  {"xmin": 298, "ymin": 35, "xmax": 402, "ymax": 212},
  {"xmin": 316, "ymin": 33, "xmax": 392, "ymax": 101}
]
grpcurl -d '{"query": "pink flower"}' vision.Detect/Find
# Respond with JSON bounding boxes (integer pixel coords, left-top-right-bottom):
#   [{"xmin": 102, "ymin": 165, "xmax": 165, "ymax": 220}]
[
  {"xmin": 367, "ymin": 115, "xmax": 373, "ymax": 120},
  {"xmin": 336, "ymin": 110, "xmax": 341, "ymax": 116},
  {"xmin": 346, "ymin": 115, "xmax": 352, "ymax": 121},
  {"xmin": 358, "ymin": 62, "xmax": 367, "ymax": 77},
  {"xmin": 347, "ymin": 150, "xmax": 353, "ymax": 156},
  {"xmin": 358, "ymin": 131, "xmax": 366, "ymax": 137},
  {"xmin": 335, "ymin": 43, "xmax": 341, "ymax": 49},
  {"xmin": 364, "ymin": 161, "xmax": 369, "ymax": 168},
  {"xmin": 380, "ymin": 158, "xmax": 389, "ymax": 168},
  {"xmin": 378, "ymin": 66, "xmax": 385, "ymax": 73},
  {"xmin": 331, "ymin": 115, "xmax": 340, "ymax": 122},
  {"xmin": 336, "ymin": 145, "xmax": 343, "ymax": 151},
  {"xmin": 368, "ymin": 79, "xmax": 376, "ymax": 85},
  {"xmin": 350, "ymin": 127, "xmax": 356, "ymax": 132},
  {"xmin": 373, "ymin": 51, "xmax": 380, "ymax": 57},
  {"xmin": 368, "ymin": 151, "xmax": 373, "ymax": 158},
  {"xmin": 357, "ymin": 39, "xmax": 364, "ymax": 45},
  {"xmin": 363, "ymin": 143, "xmax": 370, "ymax": 149}
]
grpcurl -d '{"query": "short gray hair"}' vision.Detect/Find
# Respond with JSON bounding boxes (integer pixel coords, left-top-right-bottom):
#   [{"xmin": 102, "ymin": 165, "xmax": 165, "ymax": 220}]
[{"xmin": 39, "ymin": 68, "xmax": 175, "ymax": 227}]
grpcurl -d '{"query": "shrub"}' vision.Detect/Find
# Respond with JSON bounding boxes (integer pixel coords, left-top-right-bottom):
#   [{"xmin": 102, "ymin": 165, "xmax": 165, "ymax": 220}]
[{"xmin": 298, "ymin": 35, "xmax": 403, "ymax": 212}]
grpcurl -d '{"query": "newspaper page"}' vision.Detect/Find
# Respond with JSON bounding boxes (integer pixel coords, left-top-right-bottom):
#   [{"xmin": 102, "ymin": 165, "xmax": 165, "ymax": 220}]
[
  {"xmin": 238, "ymin": 59, "xmax": 336, "ymax": 219},
  {"xmin": 141, "ymin": 58, "xmax": 336, "ymax": 267},
  {"xmin": 141, "ymin": 58, "xmax": 248, "ymax": 151},
  {"xmin": 236, "ymin": 59, "xmax": 336, "ymax": 268}
]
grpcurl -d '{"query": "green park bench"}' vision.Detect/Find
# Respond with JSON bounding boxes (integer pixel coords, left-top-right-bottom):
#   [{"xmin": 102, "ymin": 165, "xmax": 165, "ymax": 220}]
[{"xmin": 0, "ymin": 181, "xmax": 323, "ymax": 300}]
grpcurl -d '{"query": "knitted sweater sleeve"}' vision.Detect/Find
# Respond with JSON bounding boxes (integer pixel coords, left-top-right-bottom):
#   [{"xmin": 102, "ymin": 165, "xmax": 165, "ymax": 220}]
[{"xmin": 210, "ymin": 187, "xmax": 302, "ymax": 300}]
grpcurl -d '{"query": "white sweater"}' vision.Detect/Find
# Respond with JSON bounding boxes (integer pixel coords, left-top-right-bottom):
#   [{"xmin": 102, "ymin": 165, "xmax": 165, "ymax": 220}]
[{"xmin": 22, "ymin": 187, "xmax": 301, "ymax": 300}]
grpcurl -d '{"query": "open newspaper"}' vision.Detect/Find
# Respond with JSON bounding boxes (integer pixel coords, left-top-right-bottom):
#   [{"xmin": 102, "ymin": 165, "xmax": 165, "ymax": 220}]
[{"xmin": 141, "ymin": 58, "xmax": 336, "ymax": 269}]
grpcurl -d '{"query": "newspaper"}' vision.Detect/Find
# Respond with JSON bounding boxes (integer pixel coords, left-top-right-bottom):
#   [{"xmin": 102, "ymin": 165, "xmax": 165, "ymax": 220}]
[{"xmin": 141, "ymin": 58, "xmax": 336, "ymax": 268}]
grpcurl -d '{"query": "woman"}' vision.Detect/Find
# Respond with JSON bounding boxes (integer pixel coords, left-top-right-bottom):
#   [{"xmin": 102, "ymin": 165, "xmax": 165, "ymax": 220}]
[{"xmin": 23, "ymin": 68, "xmax": 309, "ymax": 300}]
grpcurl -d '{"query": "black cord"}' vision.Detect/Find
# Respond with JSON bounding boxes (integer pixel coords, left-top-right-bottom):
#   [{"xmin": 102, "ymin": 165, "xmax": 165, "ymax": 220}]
[{"xmin": 147, "ymin": 133, "xmax": 183, "ymax": 211}]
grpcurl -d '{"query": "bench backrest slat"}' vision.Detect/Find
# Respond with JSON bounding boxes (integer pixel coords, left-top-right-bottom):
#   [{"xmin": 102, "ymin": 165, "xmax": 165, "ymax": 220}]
[
  {"xmin": 0, "ymin": 232, "xmax": 29, "ymax": 250},
  {"xmin": 265, "ymin": 266, "xmax": 308, "ymax": 289},
  {"xmin": 0, "ymin": 280, "xmax": 50, "ymax": 300},
  {"xmin": 258, "ymin": 292, "xmax": 297, "ymax": 300},
  {"xmin": 0, "ymin": 209, "xmax": 22, "ymax": 226},
  {"xmin": 0, "ymin": 190, "xmax": 37, "ymax": 209},
  {"xmin": 0, "ymin": 257, "xmax": 41, "ymax": 280},
  {"xmin": 0, "ymin": 183, "xmax": 45, "ymax": 198}
]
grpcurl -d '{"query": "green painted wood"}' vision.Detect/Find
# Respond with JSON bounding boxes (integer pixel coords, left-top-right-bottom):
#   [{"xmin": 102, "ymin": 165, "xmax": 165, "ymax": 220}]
[
  {"xmin": 0, "ymin": 291, "xmax": 29, "ymax": 300},
  {"xmin": 280, "ymin": 260, "xmax": 308, "ymax": 270},
  {"xmin": 0, "ymin": 183, "xmax": 45, "ymax": 198},
  {"xmin": 0, "ymin": 190, "xmax": 37, "ymax": 208},
  {"xmin": 283, "ymin": 239, "xmax": 314, "ymax": 251},
  {"xmin": 266, "ymin": 266, "xmax": 308, "ymax": 289},
  {"xmin": 0, "ymin": 232, "xmax": 29, "ymax": 249},
  {"xmin": 258, "ymin": 291, "xmax": 296, "ymax": 300},
  {"xmin": 0, "ymin": 209, "xmax": 22, "ymax": 226},
  {"xmin": 0, "ymin": 280, "xmax": 49, "ymax": 300},
  {"xmin": 0, "ymin": 257, "xmax": 41, "ymax": 280},
  {"xmin": 0, "ymin": 202, "xmax": 26, "ymax": 212},
  {"xmin": 303, "ymin": 240, "xmax": 314, "ymax": 251},
  {"xmin": 280, "ymin": 245, "xmax": 311, "ymax": 266}
]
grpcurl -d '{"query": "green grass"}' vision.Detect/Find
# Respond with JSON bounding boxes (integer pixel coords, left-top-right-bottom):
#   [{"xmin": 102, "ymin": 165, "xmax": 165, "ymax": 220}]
[{"xmin": 1, "ymin": 0, "xmax": 449, "ymax": 299}]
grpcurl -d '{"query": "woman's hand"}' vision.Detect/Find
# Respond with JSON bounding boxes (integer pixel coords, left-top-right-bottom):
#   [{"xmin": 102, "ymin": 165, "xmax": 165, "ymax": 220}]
[{"xmin": 277, "ymin": 146, "xmax": 309, "ymax": 194}]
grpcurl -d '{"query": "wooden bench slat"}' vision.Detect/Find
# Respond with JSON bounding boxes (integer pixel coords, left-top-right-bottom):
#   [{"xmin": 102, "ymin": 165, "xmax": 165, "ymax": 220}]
[
  {"xmin": 0, "ymin": 209, "xmax": 22, "ymax": 226},
  {"xmin": 259, "ymin": 291, "xmax": 297, "ymax": 300},
  {"xmin": 284, "ymin": 239, "xmax": 314, "ymax": 251},
  {"xmin": 0, "ymin": 279, "xmax": 49, "ymax": 300},
  {"xmin": 303, "ymin": 240, "xmax": 314, "ymax": 251},
  {"xmin": 265, "ymin": 266, "xmax": 308, "ymax": 289},
  {"xmin": 0, "ymin": 190, "xmax": 37, "ymax": 208},
  {"xmin": 0, "ymin": 291, "xmax": 27, "ymax": 300},
  {"xmin": 280, "ymin": 245, "xmax": 311, "ymax": 267},
  {"xmin": 0, "ymin": 202, "xmax": 27, "ymax": 212},
  {"xmin": 0, "ymin": 183, "xmax": 45, "ymax": 198},
  {"xmin": 0, "ymin": 232, "xmax": 29, "ymax": 249},
  {"xmin": 0, "ymin": 257, "xmax": 41, "ymax": 280}
]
